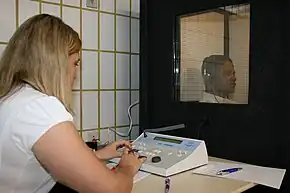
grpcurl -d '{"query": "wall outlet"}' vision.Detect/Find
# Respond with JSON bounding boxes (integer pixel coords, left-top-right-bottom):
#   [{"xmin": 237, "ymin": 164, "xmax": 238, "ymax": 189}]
[{"xmin": 86, "ymin": 0, "xmax": 98, "ymax": 9}]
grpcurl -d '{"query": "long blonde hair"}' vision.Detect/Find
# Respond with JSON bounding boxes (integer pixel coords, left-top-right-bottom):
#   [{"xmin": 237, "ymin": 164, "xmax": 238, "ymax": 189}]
[{"xmin": 0, "ymin": 14, "xmax": 81, "ymax": 113}]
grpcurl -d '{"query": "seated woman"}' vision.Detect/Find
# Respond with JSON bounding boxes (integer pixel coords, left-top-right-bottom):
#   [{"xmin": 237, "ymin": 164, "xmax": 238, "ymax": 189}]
[{"xmin": 0, "ymin": 14, "xmax": 146, "ymax": 193}]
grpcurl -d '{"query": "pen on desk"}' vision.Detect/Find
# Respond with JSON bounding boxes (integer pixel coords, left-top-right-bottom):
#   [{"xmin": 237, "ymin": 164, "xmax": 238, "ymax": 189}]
[
  {"xmin": 216, "ymin": 167, "xmax": 242, "ymax": 176},
  {"xmin": 165, "ymin": 177, "xmax": 170, "ymax": 193}
]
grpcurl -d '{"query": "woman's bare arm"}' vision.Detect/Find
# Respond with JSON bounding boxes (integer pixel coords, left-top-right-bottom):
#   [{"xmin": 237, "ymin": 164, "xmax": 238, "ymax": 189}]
[{"xmin": 32, "ymin": 121, "xmax": 134, "ymax": 193}]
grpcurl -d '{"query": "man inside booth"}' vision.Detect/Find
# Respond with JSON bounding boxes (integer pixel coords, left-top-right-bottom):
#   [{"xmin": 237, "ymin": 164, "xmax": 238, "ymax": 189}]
[{"xmin": 199, "ymin": 54, "xmax": 237, "ymax": 103}]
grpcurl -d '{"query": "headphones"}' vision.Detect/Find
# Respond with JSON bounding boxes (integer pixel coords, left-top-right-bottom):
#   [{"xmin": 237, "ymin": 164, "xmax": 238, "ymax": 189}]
[{"xmin": 202, "ymin": 62, "xmax": 217, "ymax": 83}]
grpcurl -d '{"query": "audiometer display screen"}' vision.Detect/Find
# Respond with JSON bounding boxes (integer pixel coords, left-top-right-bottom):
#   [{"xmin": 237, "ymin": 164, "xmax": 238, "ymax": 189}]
[{"xmin": 153, "ymin": 136, "xmax": 182, "ymax": 144}]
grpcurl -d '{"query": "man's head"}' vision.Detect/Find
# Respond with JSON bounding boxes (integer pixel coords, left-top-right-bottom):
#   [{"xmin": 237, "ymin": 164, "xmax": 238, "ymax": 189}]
[{"xmin": 201, "ymin": 55, "xmax": 236, "ymax": 98}]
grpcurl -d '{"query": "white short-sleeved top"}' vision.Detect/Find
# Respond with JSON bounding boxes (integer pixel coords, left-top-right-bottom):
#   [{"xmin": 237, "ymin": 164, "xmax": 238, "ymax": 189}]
[{"xmin": 0, "ymin": 84, "xmax": 73, "ymax": 193}]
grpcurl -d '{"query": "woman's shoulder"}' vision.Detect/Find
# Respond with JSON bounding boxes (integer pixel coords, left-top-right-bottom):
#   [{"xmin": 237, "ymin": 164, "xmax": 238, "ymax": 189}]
[
  {"xmin": 1, "ymin": 84, "xmax": 71, "ymax": 120},
  {"xmin": 2, "ymin": 84, "xmax": 74, "ymax": 153}
]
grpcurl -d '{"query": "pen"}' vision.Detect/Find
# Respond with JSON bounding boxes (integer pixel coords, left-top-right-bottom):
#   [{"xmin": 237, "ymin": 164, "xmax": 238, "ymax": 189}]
[
  {"xmin": 111, "ymin": 164, "xmax": 119, "ymax": 171},
  {"xmin": 216, "ymin": 167, "xmax": 242, "ymax": 176},
  {"xmin": 165, "ymin": 177, "xmax": 170, "ymax": 193}
]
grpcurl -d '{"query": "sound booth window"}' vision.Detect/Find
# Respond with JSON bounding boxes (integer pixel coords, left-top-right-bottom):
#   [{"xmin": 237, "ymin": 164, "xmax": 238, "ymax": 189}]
[{"xmin": 174, "ymin": 4, "xmax": 250, "ymax": 104}]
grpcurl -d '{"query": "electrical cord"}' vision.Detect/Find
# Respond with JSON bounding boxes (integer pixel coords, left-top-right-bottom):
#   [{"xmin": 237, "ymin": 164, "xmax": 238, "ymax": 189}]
[{"xmin": 108, "ymin": 100, "xmax": 139, "ymax": 139}]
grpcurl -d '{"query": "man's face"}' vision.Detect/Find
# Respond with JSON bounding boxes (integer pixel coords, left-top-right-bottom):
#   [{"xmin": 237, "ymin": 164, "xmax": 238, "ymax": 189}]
[{"xmin": 217, "ymin": 60, "xmax": 236, "ymax": 94}]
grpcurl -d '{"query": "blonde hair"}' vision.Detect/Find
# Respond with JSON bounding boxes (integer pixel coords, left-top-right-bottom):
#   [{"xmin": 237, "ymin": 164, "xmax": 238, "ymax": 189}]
[{"xmin": 0, "ymin": 14, "xmax": 81, "ymax": 113}]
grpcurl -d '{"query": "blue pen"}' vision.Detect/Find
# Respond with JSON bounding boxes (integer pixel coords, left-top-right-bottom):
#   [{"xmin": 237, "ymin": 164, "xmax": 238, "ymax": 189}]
[
  {"xmin": 165, "ymin": 177, "xmax": 170, "ymax": 193},
  {"xmin": 216, "ymin": 167, "xmax": 242, "ymax": 176}
]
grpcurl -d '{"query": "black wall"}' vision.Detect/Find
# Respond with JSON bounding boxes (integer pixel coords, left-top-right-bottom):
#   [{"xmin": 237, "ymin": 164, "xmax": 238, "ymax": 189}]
[{"xmin": 140, "ymin": 0, "xmax": 290, "ymax": 192}]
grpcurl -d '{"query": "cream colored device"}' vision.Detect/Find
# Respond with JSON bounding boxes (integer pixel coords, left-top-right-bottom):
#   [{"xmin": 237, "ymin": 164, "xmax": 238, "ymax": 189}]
[{"xmin": 111, "ymin": 132, "xmax": 208, "ymax": 177}]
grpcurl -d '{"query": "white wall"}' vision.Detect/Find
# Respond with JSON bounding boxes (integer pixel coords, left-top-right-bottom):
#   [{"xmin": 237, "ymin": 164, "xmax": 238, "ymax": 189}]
[{"xmin": 0, "ymin": 0, "xmax": 140, "ymax": 144}]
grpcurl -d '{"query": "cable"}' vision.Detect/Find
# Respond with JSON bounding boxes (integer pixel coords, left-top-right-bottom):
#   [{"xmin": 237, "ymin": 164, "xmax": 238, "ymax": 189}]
[{"xmin": 108, "ymin": 100, "xmax": 139, "ymax": 139}]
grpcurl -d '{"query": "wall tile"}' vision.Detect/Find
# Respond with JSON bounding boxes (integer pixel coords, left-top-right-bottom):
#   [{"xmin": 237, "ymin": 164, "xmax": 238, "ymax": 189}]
[
  {"xmin": 82, "ymin": 91, "xmax": 98, "ymax": 130},
  {"xmin": 131, "ymin": 55, "xmax": 139, "ymax": 89},
  {"xmin": 100, "ymin": 128, "xmax": 115, "ymax": 143},
  {"xmin": 131, "ymin": 0, "xmax": 140, "ymax": 18},
  {"xmin": 82, "ymin": 10, "xmax": 98, "ymax": 49},
  {"xmin": 63, "ymin": 7, "xmax": 80, "ymax": 35},
  {"xmin": 116, "ymin": 127, "xmax": 130, "ymax": 140},
  {"xmin": 100, "ymin": 13, "xmax": 114, "ymax": 51},
  {"xmin": 73, "ymin": 66, "xmax": 81, "ymax": 90},
  {"xmin": 116, "ymin": 16, "xmax": 130, "ymax": 52},
  {"xmin": 131, "ymin": 18, "xmax": 139, "ymax": 53},
  {"xmin": 82, "ymin": 51, "xmax": 98, "ymax": 89},
  {"xmin": 116, "ymin": 91, "xmax": 130, "ymax": 125},
  {"xmin": 131, "ymin": 91, "xmax": 139, "ymax": 125},
  {"xmin": 116, "ymin": 54, "xmax": 130, "ymax": 89},
  {"xmin": 19, "ymin": 0, "xmax": 39, "ymax": 26},
  {"xmin": 42, "ymin": 3, "xmax": 60, "ymax": 17},
  {"xmin": 63, "ymin": 0, "xmax": 80, "ymax": 7},
  {"xmin": 0, "ymin": 1, "xmax": 15, "ymax": 42},
  {"xmin": 100, "ymin": 0, "xmax": 114, "ymax": 13},
  {"xmin": 116, "ymin": 0, "xmax": 130, "ymax": 16},
  {"xmin": 100, "ymin": 52, "xmax": 114, "ymax": 89},
  {"xmin": 100, "ymin": 91, "xmax": 114, "ymax": 128},
  {"xmin": 72, "ymin": 92, "xmax": 81, "ymax": 129}
]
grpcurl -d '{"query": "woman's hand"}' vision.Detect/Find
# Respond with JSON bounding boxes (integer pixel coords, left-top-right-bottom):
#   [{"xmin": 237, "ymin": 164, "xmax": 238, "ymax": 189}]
[
  {"xmin": 95, "ymin": 140, "xmax": 132, "ymax": 161},
  {"xmin": 117, "ymin": 149, "xmax": 147, "ymax": 176}
]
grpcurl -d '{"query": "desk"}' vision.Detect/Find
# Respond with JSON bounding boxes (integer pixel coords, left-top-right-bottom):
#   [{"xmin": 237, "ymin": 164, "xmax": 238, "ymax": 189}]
[{"xmin": 132, "ymin": 157, "xmax": 256, "ymax": 193}]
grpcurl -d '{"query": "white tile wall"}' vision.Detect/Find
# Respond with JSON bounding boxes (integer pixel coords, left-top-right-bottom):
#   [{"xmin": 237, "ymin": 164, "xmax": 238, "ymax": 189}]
[
  {"xmin": 0, "ymin": 0, "xmax": 140, "ymax": 143},
  {"xmin": 63, "ymin": 7, "xmax": 81, "ymax": 35},
  {"xmin": 100, "ymin": 0, "xmax": 114, "ymax": 13},
  {"xmin": 116, "ymin": 16, "xmax": 130, "ymax": 52},
  {"xmin": 42, "ymin": 3, "xmax": 60, "ymax": 17},
  {"xmin": 131, "ymin": 55, "xmax": 140, "ymax": 89},
  {"xmin": 116, "ymin": 91, "xmax": 130, "ymax": 126},
  {"xmin": 82, "ymin": 10, "xmax": 98, "ymax": 49},
  {"xmin": 100, "ymin": 52, "xmax": 114, "ymax": 89},
  {"xmin": 131, "ymin": 18, "xmax": 140, "ymax": 53},
  {"xmin": 100, "ymin": 13, "xmax": 114, "ymax": 51},
  {"xmin": 0, "ymin": 1, "xmax": 16, "ymax": 42},
  {"xmin": 116, "ymin": 0, "xmax": 130, "ymax": 16},
  {"xmin": 100, "ymin": 91, "xmax": 114, "ymax": 128},
  {"xmin": 82, "ymin": 51, "xmax": 98, "ymax": 89},
  {"xmin": 116, "ymin": 54, "xmax": 130, "ymax": 89},
  {"xmin": 63, "ymin": 0, "xmax": 80, "ymax": 7}
]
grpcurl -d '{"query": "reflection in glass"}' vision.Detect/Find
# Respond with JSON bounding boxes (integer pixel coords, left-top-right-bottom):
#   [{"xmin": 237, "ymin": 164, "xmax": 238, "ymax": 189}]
[{"xmin": 175, "ymin": 4, "xmax": 250, "ymax": 104}]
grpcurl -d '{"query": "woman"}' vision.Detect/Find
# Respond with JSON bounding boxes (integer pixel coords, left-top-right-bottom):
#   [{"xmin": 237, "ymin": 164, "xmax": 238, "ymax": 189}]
[{"xmin": 0, "ymin": 14, "xmax": 146, "ymax": 193}]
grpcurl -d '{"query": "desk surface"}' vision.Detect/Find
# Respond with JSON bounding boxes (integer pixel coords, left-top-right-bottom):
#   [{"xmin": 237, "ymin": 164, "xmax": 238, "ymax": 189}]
[{"xmin": 132, "ymin": 157, "xmax": 256, "ymax": 193}]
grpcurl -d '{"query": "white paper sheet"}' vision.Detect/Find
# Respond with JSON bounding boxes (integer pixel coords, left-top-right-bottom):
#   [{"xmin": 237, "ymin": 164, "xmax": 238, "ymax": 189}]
[
  {"xmin": 106, "ymin": 162, "xmax": 151, "ymax": 183},
  {"xmin": 192, "ymin": 161, "xmax": 286, "ymax": 189}
]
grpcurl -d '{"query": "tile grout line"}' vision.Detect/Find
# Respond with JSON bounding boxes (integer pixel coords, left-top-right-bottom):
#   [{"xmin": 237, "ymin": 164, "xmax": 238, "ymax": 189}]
[
  {"xmin": 129, "ymin": 0, "xmax": 132, "ymax": 131},
  {"xmin": 114, "ymin": 0, "xmax": 117, "ymax": 141},
  {"xmin": 97, "ymin": 0, "xmax": 101, "ymax": 141},
  {"xmin": 60, "ymin": 0, "xmax": 63, "ymax": 18},
  {"xmin": 30, "ymin": 0, "xmax": 140, "ymax": 19},
  {"xmin": 39, "ymin": 0, "xmax": 42, "ymax": 14},
  {"xmin": 15, "ymin": 0, "xmax": 19, "ymax": 28},
  {"xmin": 0, "ymin": 41, "xmax": 140, "ymax": 56},
  {"xmin": 79, "ymin": 0, "xmax": 83, "ymax": 137}
]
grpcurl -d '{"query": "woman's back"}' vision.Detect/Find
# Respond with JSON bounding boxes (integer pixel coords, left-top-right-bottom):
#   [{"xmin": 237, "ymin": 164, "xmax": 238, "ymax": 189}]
[{"xmin": 0, "ymin": 85, "xmax": 73, "ymax": 193}]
